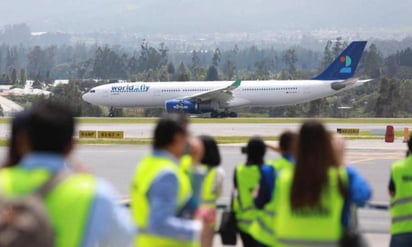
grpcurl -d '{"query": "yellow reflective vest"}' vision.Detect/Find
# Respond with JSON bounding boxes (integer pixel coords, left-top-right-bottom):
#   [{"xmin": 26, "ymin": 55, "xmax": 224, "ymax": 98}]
[
  {"xmin": 390, "ymin": 156, "xmax": 412, "ymax": 235},
  {"xmin": 131, "ymin": 154, "xmax": 196, "ymax": 247},
  {"xmin": 249, "ymin": 157, "xmax": 293, "ymax": 246},
  {"xmin": 233, "ymin": 164, "xmax": 261, "ymax": 234},
  {"xmin": 272, "ymin": 156, "xmax": 294, "ymax": 171},
  {"xmin": 274, "ymin": 167, "xmax": 347, "ymax": 247},
  {"xmin": 200, "ymin": 165, "xmax": 218, "ymax": 207},
  {"xmin": 0, "ymin": 166, "xmax": 96, "ymax": 247}
]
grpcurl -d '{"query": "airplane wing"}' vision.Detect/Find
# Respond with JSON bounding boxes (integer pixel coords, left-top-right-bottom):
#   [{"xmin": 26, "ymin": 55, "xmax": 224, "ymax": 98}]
[{"xmin": 178, "ymin": 80, "xmax": 241, "ymax": 106}]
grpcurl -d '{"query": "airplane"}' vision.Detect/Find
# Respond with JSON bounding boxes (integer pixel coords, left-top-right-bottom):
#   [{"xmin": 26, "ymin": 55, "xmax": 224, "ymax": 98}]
[{"xmin": 82, "ymin": 41, "xmax": 371, "ymax": 118}]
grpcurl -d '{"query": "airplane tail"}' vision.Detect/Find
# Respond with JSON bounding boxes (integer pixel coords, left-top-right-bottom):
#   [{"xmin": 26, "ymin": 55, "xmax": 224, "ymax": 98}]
[{"xmin": 312, "ymin": 41, "xmax": 367, "ymax": 80}]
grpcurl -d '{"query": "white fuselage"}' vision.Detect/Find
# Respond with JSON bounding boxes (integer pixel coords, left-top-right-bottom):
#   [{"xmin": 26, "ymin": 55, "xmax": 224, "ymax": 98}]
[{"xmin": 82, "ymin": 80, "xmax": 367, "ymax": 109}]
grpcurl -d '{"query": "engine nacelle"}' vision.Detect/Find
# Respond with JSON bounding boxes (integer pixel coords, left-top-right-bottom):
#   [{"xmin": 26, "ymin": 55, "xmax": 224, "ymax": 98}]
[
  {"xmin": 165, "ymin": 99, "xmax": 214, "ymax": 114},
  {"xmin": 165, "ymin": 99, "xmax": 200, "ymax": 114}
]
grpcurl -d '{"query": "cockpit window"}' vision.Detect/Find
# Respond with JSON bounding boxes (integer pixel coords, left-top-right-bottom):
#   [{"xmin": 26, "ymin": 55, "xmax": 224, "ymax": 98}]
[{"xmin": 90, "ymin": 90, "xmax": 96, "ymax": 93}]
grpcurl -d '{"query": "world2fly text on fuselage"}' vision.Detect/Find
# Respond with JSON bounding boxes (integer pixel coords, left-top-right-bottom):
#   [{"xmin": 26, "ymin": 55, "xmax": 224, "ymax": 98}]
[{"xmin": 110, "ymin": 84, "xmax": 150, "ymax": 94}]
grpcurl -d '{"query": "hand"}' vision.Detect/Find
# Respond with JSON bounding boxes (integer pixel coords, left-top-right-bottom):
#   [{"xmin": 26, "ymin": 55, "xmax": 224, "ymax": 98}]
[{"xmin": 195, "ymin": 207, "xmax": 216, "ymax": 225}]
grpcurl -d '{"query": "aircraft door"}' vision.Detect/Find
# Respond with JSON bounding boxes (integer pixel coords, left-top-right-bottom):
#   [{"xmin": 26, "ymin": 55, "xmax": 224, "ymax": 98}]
[{"xmin": 152, "ymin": 88, "xmax": 161, "ymax": 97}]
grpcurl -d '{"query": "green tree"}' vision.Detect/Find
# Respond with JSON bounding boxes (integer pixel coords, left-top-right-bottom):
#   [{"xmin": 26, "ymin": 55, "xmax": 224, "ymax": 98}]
[
  {"xmin": 10, "ymin": 67, "xmax": 17, "ymax": 85},
  {"xmin": 0, "ymin": 73, "xmax": 10, "ymax": 84},
  {"xmin": 332, "ymin": 37, "xmax": 345, "ymax": 57},
  {"xmin": 321, "ymin": 40, "xmax": 334, "ymax": 68},
  {"xmin": 191, "ymin": 50, "xmax": 202, "ymax": 80},
  {"xmin": 283, "ymin": 49, "xmax": 297, "ymax": 78},
  {"xmin": 176, "ymin": 62, "xmax": 190, "ymax": 81},
  {"xmin": 205, "ymin": 65, "xmax": 218, "ymax": 81},
  {"xmin": 362, "ymin": 43, "xmax": 383, "ymax": 78},
  {"xmin": 212, "ymin": 48, "xmax": 221, "ymax": 67},
  {"xmin": 223, "ymin": 59, "xmax": 236, "ymax": 80},
  {"xmin": 375, "ymin": 78, "xmax": 400, "ymax": 117},
  {"xmin": 19, "ymin": 68, "xmax": 26, "ymax": 88},
  {"xmin": 51, "ymin": 82, "xmax": 102, "ymax": 116},
  {"xmin": 27, "ymin": 46, "xmax": 45, "ymax": 81},
  {"xmin": 167, "ymin": 63, "xmax": 175, "ymax": 74}
]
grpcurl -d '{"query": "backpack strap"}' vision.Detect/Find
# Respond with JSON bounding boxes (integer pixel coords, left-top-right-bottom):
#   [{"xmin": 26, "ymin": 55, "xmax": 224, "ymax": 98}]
[{"xmin": 35, "ymin": 172, "xmax": 69, "ymax": 199}]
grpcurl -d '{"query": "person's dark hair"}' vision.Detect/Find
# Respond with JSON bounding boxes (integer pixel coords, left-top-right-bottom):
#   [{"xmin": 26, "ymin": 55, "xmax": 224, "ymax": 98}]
[
  {"xmin": 199, "ymin": 135, "xmax": 221, "ymax": 167},
  {"xmin": 279, "ymin": 131, "xmax": 296, "ymax": 154},
  {"xmin": 245, "ymin": 136, "xmax": 266, "ymax": 165},
  {"xmin": 291, "ymin": 120, "xmax": 341, "ymax": 209},
  {"xmin": 153, "ymin": 114, "xmax": 187, "ymax": 149},
  {"xmin": 26, "ymin": 101, "xmax": 75, "ymax": 154},
  {"xmin": 408, "ymin": 135, "xmax": 412, "ymax": 153},
  {"xmin": 2, "ymin": 110, "xmax": 31, "ymax": 167}
]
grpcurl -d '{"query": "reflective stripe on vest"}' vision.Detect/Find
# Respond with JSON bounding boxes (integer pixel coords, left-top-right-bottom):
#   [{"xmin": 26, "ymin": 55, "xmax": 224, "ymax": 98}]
[
  {"xmin": 232, "ymin": 164, "xmax": 261, "ymax": 233},
  {"xmin": 249, "ymin": 197, "xmax": 277, "ymax": 246},
  {"xmin": 274, "ymin": 167, "xmax": 347, "ymax": 247},
  {"xmin": 390, "ymin": 156, "xmax": 412, "ymax": 234},
  {"xmin": 0, "ymin": 167, "xmax": 96, "ymax": 247},
  {"xmin": 200, "ymin": 165, "xmax": 217, "ymax": 206},
  {"xmin": 132, "ymin": 155, "xmax": 194, "ymax": 247},
  {"xmin": 277, "ymin": 238, "xmax": 338, "ymax": 247}
]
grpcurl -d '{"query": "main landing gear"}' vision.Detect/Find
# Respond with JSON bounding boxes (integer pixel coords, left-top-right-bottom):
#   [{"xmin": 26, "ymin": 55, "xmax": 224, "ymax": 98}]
[{"xmin": 210, "ymin": 110, "xmax": 238, "ymax": 118}]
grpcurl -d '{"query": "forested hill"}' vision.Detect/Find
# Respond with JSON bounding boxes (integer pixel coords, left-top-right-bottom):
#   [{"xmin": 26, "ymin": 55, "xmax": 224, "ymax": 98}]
[{"xmin": 1, "ymin": 38, "xmax": 412, "ymax": 118}]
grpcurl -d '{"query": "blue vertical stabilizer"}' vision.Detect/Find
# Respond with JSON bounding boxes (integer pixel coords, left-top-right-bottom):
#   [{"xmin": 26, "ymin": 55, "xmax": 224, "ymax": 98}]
[{"xmin": 313, "ymin": 41, "xmax": 367, "ymax": 80}]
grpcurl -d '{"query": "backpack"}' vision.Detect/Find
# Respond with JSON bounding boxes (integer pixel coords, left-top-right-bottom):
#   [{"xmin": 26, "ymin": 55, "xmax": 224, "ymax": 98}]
[{"xmin": 0, "ymin": 173, "xmax": 66, "ymax": 247}]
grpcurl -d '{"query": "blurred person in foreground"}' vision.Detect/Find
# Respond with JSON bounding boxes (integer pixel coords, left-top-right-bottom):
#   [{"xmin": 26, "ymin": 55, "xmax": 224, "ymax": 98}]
[
  {"xmin": 180, "ymin": 136, "xmax": 205, "ymax": 217},
  {"xmin": 269, "ymin": 130, "xmax": 296, "ymax": 170},
  {"xmin": 248, "ymin": 131, "xmax": 297, "ymax": 246},
  {"xmin": 388, "ymin": 136, "xmax": 412, "ymax": 247},
  {"xmin": 131, "ymin": 114, "xmax": 208, "ymax": 247},
  {"xmin": 0, "ymin": 101, "xmax": 134, "ymax": 247},
  {"xmin": 233, "ymin": 137, "xmax": 275, "ymax": 247},
  {"xmin": 196, "ymin": 135, "xmax": 224, "ymax": 247},
  {"xmin": 2, "ymin": 108, "xmax": 89, "ymax": 173},
  {"xmin": 1, "ymin": 109, "xmax": 32, "ymax": 168},
  {"xmin": 273, "ymin": 120, "xmax": 371, "ymax": 247}
]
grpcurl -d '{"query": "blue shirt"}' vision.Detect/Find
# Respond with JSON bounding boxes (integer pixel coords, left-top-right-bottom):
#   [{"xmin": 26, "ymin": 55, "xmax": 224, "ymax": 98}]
[
  {"xmin": 20, "ymin": 153, "xmax": 135, "ymax": 247},
  {"xmin": 145, "ymin": 150, "xmax": 201, "ymax": 241},
  {"xmin": 342, "ymin": 165, "xmax": 372, "ymax": 227},
  {"xmin": 254, "ymin": 164, "xmax": 276, "ymax": 209}
]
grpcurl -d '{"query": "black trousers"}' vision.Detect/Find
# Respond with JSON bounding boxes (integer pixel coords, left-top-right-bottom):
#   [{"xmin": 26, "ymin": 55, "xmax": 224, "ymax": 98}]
[{"xmin": 238, "ymin": 230, "xmax": 269, "ymax": 247}]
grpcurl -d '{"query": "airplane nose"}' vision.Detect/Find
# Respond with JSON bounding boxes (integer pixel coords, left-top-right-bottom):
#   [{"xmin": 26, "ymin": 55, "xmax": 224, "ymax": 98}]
[{"xmin": 82, "ymin": 92, "xmax": 90, "ymax": 103}]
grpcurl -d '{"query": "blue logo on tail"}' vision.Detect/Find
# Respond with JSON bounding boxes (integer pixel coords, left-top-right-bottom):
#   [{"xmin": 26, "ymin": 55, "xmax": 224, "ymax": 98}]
[{"xmin": 339, "ymin": 56, "xmax": 352, "ymax": 74}]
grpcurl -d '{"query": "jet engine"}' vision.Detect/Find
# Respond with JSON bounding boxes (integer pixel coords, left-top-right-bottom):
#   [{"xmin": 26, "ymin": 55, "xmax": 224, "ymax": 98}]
[{"xmin": 165, "ymin": 99, "xmax": 214, "ymax": 114}]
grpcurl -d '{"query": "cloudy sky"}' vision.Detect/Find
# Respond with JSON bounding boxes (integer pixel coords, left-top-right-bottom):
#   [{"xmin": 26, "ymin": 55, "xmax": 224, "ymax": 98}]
[{"xmin": 1, "ymin": 0, "xmax": 411, "ymax": 33}]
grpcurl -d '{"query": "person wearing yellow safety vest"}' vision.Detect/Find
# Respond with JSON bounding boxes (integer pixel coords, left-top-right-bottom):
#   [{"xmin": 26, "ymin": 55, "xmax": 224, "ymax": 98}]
[
  {"xmin": 233, "ymin": 137, "xmax": 275, "ymax": 247},
  {"xmin": 0, "ymin": 102, "xmax": 134, "ymax": 247},
  {"xmin": 389, "ymin": 136, "xmax": 412, "ymax": 247},
  {"xmin": 273, "ymin": 120, "xmax": 371, "ymax": 247},
  {"xmin": 270, "ymin": 131, "xmax": 296, "ymax": 171},
  {"xmin": 249, "ymin": 131, "xmax": 296, "ymax": 246},
  {"xmin": 131, "ymin": 114, "xmax": 208, "ymax": 247},
  {"xmin": 195, "ymin": 135, "xmax": 225, "ymax": 247}
]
